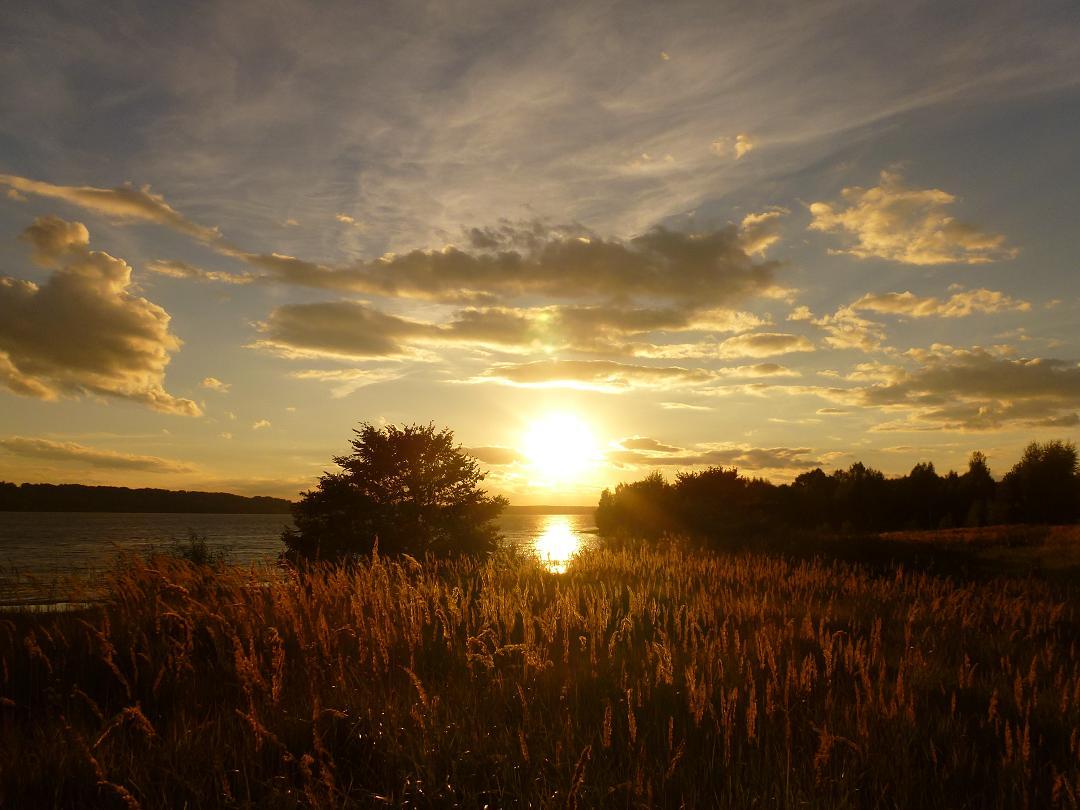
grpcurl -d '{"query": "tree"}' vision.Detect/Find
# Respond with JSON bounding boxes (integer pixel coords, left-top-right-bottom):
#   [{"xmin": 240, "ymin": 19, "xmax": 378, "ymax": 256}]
[
  {"xmin": 283, "ymin": 423, "xmax": 508, "ymax": 561},
  {"xmin": 999, "ymin": 440, "xmax": 1080, "ymax": 524}
]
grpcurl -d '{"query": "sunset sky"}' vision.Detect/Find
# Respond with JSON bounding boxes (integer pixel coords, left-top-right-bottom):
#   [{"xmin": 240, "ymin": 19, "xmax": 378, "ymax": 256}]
[{"xmin": 1, "ymin": 0, "xmax": 1079, "ymax": 503}]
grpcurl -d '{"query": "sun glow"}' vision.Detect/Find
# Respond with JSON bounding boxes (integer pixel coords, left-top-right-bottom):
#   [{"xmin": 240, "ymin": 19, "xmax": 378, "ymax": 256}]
[
  {"xmin": 532, "ymin": 517, "xmax": 584, "ymax": 573},
  {"xmin": 521, "ymin": 412, "xmax": 598, "ymax": 485}
]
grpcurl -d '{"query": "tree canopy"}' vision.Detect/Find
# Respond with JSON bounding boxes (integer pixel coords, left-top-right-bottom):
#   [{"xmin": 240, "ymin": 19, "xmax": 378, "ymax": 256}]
[
  {"xmin": 283, "ymin": 423, "xmax": 507, "ymax": 561},
  {"xmin": 596, "ymin": 439, "xmax": 1080, "ymax": 540}
]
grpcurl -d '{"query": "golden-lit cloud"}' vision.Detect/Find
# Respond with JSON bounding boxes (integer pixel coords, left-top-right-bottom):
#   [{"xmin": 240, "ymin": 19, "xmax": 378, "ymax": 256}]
[
  {"xmin": 0, "ymin": 436, "xmax": 195, "ymax": 473},
  {"xmin": 473, "ymin": 359, "xmax": 718, "ymax": 391},
  {"xmin": 811, "ymin": 307, "xmax": 887, "ymax": 352},
  {"xmin": 0, "ymin": 175, "xmax": 221, "ymax": 243},
  {"xmin": 200, "ymin": 377, "xmax": 230, "ymax": 392},
  {"xmin": 850, "ymin": 288, "xmax": 1031, "ymax": 318},
  {"xmin": 738, "ymin": 209, "xmax": 788, "ymax": 256},
  {"xmin": 607, "ymin": 440, "xmax": 819, "ymax": 470},
  {"xmin": 146, "ymin": 260, "xmax": 254, "ymax": 285},
  {"xmin": 0, "ymin": 218, "xmax": 200, "ymax": 415},
  {"xmin": 809, "ymin": 170, "xmax": 1018, "ymax": 265},
  {"xmin": 715, "ymin": 332, "xmax": 815, "ymax": 358}
]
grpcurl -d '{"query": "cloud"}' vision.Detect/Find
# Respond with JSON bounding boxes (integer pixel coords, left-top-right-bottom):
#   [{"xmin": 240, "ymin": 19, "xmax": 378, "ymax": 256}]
[
  {"xmin": 738, "ymin": 209, "xmax": 788, "ymax": 256},
  {"xmin": 709, "ymin": 134, "xmax": 755, "ymax": 160},
  {"xmin": 146, "ymin": 260, "xmax": 253, "ymax": 285},
  {"xmin": 335, "ymin": 213, "xmax": 357, "ymax": 224},
  {"xmin": 811, "ymin": 307, "xmax": 887, "ymax": 352},
  {"xmin": 473, "ymin": 359, "xmax": 718, "ymax": 391},
  {"xmin": 467, "ymin": 446, "xmax": 524, "ymax": 465},
  {"xmin": 227, "ymin": 223, "xmax": 779, "ymax": 308},
  {"xmin": 715, "ymin": 332, "xmax": 815, "ymax": 358},
  {"xmin": 618, "ymin": 436, "xmax": 682, "ymax": 453},
  {"xmin": 200, "ymin": 377, "xmax": 230, "ymax": 392},
  {"xmin": 252, "ymin": 298, "xmax": 768, "ymax": 361},
  {"xmin": 252, "ymin": 419, "xmax": 271, "ymax": 430},
  {"xmin": 734, "ymin": 134, "xmax": 755, "ymax": 159},
  {"xmin": 787, "ymin": 305, "xmax": 813, "ymax": 321},
  {"xmin": 0, "ymin": 175, "xmax": 221, "ymax": 243},
  {"xmin": 659, "ymin": 401, "xmax": 711, "ymax": 411},
  {"xmin": 820, "ymin": 345, "xmax": 1080, "ymax": 430},
  {"xmin": 0, "ymin": 436, "xmax": 195, "ymax": 473},
  {"xmin": 290, "ymin": 367, "xmax": 404, "ymax": 397},
  {"xmin": 809, "ymin": 170, "xmax": 1018, "ymax": 265},
  {"xmin": 607, "ymin": 442, "xmax": 820, "ymax": 470},
  {"xmin": 0, "ymin": 218, "xmax": 200, "ymax": 415},
  {"xmin": 850, "ymin": 288, "xmax": 1031, "ymax": 318},
  {"xmin": 252, "ymin": 301, "xmax": 433, "ymax": 360}
]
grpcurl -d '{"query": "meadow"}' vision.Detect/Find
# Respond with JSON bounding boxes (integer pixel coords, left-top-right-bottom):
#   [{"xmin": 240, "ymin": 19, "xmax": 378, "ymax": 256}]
[{"xmin": 3, "ymin": 534, "xmax": 1080, "ymax": 808}]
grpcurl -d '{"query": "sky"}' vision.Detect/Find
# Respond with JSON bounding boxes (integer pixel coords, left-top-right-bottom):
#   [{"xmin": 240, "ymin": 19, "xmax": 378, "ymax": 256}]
[{"xmin": 1, "ymin": 0, "xmax": 1079, "ymax": 504}]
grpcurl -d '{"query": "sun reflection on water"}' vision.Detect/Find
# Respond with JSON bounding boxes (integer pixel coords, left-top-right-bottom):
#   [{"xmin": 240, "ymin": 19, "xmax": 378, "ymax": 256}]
[{"xmin": 532, "ymin": 517, "xmax": 584, "ymax": 573}]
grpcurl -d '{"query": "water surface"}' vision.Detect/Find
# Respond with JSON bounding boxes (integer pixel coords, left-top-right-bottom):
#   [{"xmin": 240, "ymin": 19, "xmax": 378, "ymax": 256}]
[{"xmin": 0, "ymin": 511, "xmax": 596, "ymax": 604}]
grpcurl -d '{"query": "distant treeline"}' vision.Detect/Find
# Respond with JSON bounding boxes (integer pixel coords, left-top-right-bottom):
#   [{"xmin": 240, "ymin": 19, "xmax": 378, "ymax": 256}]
[
  {"xmin": 596, "ymin": 440, "xmax": 1080, "ymax": 538},
  {"xmin": 0, "ymin": 482, "xmax": 294, "ymax": 514}
]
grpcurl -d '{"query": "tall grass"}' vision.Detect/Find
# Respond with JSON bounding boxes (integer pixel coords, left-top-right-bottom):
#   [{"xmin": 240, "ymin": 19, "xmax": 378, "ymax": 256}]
[{"xmin": 2, "ymin": 543, "xmax": 1080, "ymax": 807}]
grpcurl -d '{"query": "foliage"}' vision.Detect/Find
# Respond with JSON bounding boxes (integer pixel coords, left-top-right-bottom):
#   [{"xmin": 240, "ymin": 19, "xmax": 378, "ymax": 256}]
[
  {"xmin": 162, "ymin": 530, "xmax": 232, "ymax": 568},
  {"xmin": 283, "ymin": 422, "xmax": 507, "ymax": 561},
  {"xmin": 999, "ymin": 440, "xmax": 1080, "ymax": 525},
  {"xmin": 5, "ymin": 544, "xmax": 1080, "ymax": 807},
  {"xmin": 0, "ymin": 481, "xmax": 291, "ymax": 513},
  {"xmin": 596, "ymin": 440, "xmax": 1080, "ymax": 541}
]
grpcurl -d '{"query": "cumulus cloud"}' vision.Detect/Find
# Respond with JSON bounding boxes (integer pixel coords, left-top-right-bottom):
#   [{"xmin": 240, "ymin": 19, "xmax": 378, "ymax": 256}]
[
  {"xmin": 200, "ymin": 377, "xmax": 230, "ymax": 392},
  {"xmin": 0, "ymin": 175, "xmax": 221, "ymax": 243},
  {"xmin": 0, "ymin": 436, "xmax": 195, "ymax": 473},
  {"xmin": 715, "ymin": 332, "xmax": 815, "ymax": 358},
  {"xmin": 811, "ymin": 307, "xmax": 887, "ymax": 352},
  {"xmin": 467, "ymin": 446, "xmax": 524, "ymax": 465},
  {"xmin": 0, "ymin": 217, "xmax": 200, "ymax": 415},
  {"xmin": 473, "ymin": 359, "xmax": 718, "ymax": 391},
  {"xmin": 809, "ymin": 170, "xmax": 1017, "ymax": 265},
  {"xmin": 850, "ymin": 288, "xmax": 1031, "ymax": 318},
  {"xmin": 738, "ymin": 209, "xmax": 788, "ymax": 256}
]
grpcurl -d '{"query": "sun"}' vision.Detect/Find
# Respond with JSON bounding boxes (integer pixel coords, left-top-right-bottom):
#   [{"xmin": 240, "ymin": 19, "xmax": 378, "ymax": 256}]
[{"xmin": 521, "ymin": 412, "xmax": 598, "ymax": 485}]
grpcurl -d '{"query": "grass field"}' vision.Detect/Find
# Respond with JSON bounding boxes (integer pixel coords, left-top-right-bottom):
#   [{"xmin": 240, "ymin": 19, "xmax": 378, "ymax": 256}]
[{"xmin": 3, "ymin": 534, "xmax": 1080, "ymax": 808}]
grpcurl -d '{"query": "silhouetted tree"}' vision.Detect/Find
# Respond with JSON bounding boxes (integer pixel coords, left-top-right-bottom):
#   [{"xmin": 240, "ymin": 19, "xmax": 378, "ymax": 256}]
[
  {"xmin": 596, "ymin": 472, "xmax": 673, "ymax": 539},
  {"xmin": 999, "ymin": 440, "xmax": 1080, "ymax": 524},
  {"xmin": 961, "ymin": 451, "xmax": 995, "ymax": 526},
  {"xmin": 283, "ymin": 423, "xmax": 507, "ymax": 562}
]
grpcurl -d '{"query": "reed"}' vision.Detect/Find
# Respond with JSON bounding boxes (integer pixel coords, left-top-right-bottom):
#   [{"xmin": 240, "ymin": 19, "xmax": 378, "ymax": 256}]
[{"xmin": 2, "ymin": 542, "xmax": 1080, "ymax": 808}]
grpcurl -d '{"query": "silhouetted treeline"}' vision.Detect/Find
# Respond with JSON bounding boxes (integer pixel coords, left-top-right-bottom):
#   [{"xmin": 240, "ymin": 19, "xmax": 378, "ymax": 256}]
[
  {"xmin": 0, "ymin": 482, "xmax": 293, "ymax": 514},
  {"xmin": 596, "ymin": 440, "xmax": 1080, "ymax": 538}
]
